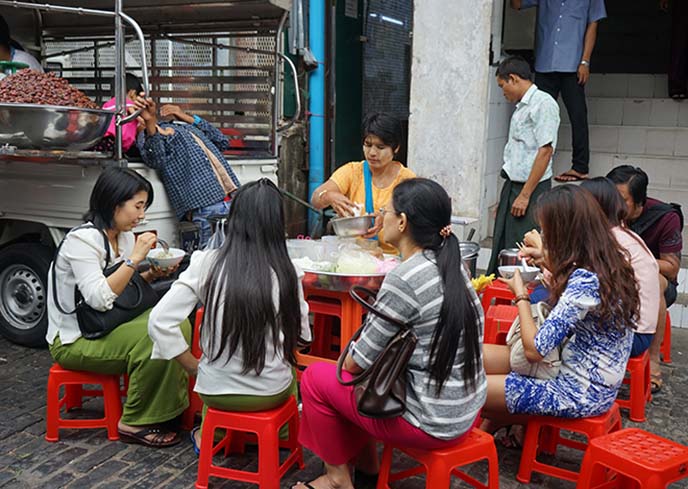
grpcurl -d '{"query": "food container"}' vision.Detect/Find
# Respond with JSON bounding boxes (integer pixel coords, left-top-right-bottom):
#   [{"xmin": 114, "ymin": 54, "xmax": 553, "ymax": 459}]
[
  {"xmin": 330, "ymin": 215, "xmax": 376, "ymax": 237},
  {"xmin": 286, "ymin": 239, "xmax": 326, "ymax": 261},
  {"xmin": 302, "ymin": 270, "xmax": 386, "ymax": 292},
  {"xmin": 498, "ymin": 265, "xmax": 540, "ymax": 283},
  {"xmin": 147, "ymin": 247, "xmax": 186, "ymax": 269},
  {"xmin": 459, "ymin": 241, "xmax": 480, "ymax": 278},
  {"xmin": 498, "ymin": 248, "xmax": 521, "ymax": 267}
]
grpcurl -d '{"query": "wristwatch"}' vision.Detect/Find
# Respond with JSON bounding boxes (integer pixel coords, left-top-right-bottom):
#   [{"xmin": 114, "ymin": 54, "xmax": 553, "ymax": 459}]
[
  {"xmin": 580, "ymin": 60, "xmax": 590, "ymax": 66},
  {"xmin": 124, "ymin": 258, "xmax": 137, "ymax": 270}
]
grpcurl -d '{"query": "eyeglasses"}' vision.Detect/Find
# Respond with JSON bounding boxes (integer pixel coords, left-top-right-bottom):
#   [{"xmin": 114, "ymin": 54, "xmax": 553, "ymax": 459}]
[{"xmin": 378, "ymin": 207, "xmax": 398, "ymax": 216}]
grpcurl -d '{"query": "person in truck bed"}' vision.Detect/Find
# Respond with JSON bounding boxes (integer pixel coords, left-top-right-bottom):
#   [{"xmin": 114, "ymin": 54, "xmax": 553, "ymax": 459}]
[{"xmin": 134, "ymin": 95, "xmax": 241, "ymax": 248}]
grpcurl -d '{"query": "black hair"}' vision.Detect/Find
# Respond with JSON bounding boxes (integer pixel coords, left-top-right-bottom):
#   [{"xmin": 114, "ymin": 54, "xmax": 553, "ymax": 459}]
[
  {"xmin": 83, "ymin": 167, "xmax": 154, "ymax": 230},
  {"xmin": 606, "ymin": 165, "xmax": 649, "ymax": 207},
  {"xmin": 580, "ymin": 177, "xmax": 628, "ymax": 227},
  {"xmin": 496, "ymin": 55, "xmax": 533, "ymax": 82},
  {"xmin": 0, "ymin": 15, "xmax": 10, "ymax": 49},
  {"xmin": 391, "ymin": 178, "xmax": 482, "ymax": 395},
  {"xmin": 361, "ymin": 112, "xmax": 403, "ymax": 151},
  {"xmin": 111, "ymin": 73, "xmax": 144, "ymax": 97},
  {"xmin": 201, "ymin": 179, "xmax": 302, "ymax": 375}
]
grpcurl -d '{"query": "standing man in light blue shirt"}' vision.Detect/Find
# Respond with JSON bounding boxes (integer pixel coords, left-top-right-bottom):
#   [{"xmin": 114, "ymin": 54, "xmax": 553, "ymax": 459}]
[
  {"xmin": 512, "ymin": 0, "xmax": 606, "ymax": 182},
  {"xmin": 487, "ymin": 56, "xmax": 560, "ymax": 275}
]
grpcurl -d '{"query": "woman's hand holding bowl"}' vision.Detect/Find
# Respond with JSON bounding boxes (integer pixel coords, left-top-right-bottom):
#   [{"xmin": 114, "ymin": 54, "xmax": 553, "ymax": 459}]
[
  {"xmin": 499, "ymin": 268, "xmax": 527, "ymax": 297},
  {"xmin": 328, "ymin": 192, "xmax": 357, "ymax": 217}
]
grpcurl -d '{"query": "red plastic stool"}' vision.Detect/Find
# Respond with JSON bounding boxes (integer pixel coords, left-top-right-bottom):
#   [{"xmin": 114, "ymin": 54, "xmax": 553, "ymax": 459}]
[
  {"xmin": 517, "ymin": 403, "xmax": 622, "ymax": 484},
  {"xmin": 660, "ymin": 311, "xmax": 672, "ymax": 364},
  {"xmin": 484, "ymin": 305, "xmax": 519, "ymax": 345},
  {"xmin": 182, "ymin": 307, "xmax": 205, "ymax": 431},
  {"xmin": 45, "ymin": 363, "xmax": 122, "ymax": 442},
  {"xmin": 615, "ymin": 351, "xmax": 651, "ymax": 422},
  {"xmin": 309, "ymin": 297, "xmax": 342, "ymax": 359},
  {"xmin": 577, "ymin": 428, "xmax": 688, "ymax": 488},
  {"xmin": 377, "ymin": 429, "xmax": 499, "ymax": 488},
  {"xmin": 195, "ymin": 396, "xmax": 303, "ymax": 489},
  {"xmin": 480, "ymin": 281, "xmax": 515, "ymax": 313}
]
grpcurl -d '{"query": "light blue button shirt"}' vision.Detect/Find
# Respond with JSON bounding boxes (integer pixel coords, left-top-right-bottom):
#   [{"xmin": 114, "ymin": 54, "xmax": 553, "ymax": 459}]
[
  {"xmin": 503, "ymin": 84, "xmax": 560, "ymax": 183},
  {"xmin": 522, "ymin": 0, "xmax": 607, "ymax": 73}
]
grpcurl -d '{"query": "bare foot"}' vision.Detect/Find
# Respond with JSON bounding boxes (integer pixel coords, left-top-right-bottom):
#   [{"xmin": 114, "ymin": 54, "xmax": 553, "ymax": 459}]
[
  {"xmin": 554, "ymin": 169, "xmax": 589, "ymax": 182},
  {"xmin": 292, "ymin": 472, "xmax": 354, "ymax": 489}
]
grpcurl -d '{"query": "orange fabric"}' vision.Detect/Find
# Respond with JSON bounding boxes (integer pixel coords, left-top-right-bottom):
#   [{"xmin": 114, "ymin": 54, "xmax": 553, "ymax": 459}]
[{"xmin": 329, "ymin": 161, "xmax": 416, "ymax": 254}]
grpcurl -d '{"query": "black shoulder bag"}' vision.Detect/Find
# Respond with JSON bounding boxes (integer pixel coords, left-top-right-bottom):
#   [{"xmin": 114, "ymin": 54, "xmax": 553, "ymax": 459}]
[
  {"xmin": 51, "ymin": 225, "xmax": 159, "ymax": 340},
  {"xmin": 336, "ymin": 285, "xmax": 418, "ymax": 419}
]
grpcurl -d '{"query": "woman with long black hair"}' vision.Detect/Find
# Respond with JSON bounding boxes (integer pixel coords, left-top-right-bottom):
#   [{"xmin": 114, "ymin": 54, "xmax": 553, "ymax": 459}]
[
  {"xmin": 148, "ymin": 178, "xmax": 311, "ymax": 454},
  {"xmin": 294, "ymin": 178, "xmax": 486, "ymax": 489},
  {"xmin": 48, "ymin": 167, "xmax": 189, "ymax": 448}
]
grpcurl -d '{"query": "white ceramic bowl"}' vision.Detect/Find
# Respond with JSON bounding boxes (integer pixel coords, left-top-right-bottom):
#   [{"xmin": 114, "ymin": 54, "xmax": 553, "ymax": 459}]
[
  {"xmin": 147, "ymin": 247, "xmax": 185, "ymax": 269},
  {"xmin": 498, "ymin": 265, "xmax": 540, "ymax": 283}
]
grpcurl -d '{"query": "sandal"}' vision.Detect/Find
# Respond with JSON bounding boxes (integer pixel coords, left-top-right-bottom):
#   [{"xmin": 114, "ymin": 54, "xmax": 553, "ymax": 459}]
[
  {"xmin": 494, "ymin": 425, "xmax": 524, "ymax": 449},
  {"xmin": 292, "ymin": 483, "xmax": 316, "ymax": 489},
  {"xmin": 650, "ymin": 374, "xmax": 663, "ymax": 394},
  {"xmin": 118, "ymin": 426, "xmax": 181, "ymax": 448},
  {"xmin": 190, "ymin": 426, "xmax": 201, "ymax": 455}
]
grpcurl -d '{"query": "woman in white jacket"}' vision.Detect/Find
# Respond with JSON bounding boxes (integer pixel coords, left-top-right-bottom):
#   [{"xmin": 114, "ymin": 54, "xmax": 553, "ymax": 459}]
[{"xmin": 148, "ymin": 179, "xmax": 311, "ymax": 454}]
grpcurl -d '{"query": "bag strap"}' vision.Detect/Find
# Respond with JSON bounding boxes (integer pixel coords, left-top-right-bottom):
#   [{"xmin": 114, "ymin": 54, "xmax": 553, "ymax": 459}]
[
  {"xmin": 51, "ymin": 224, "xmax": 111, "ymax": 315},
  {"xmin": 362, "ymin": 161, "xmax": 378, "ymax": 241},
  {"xmin": 336, "ymin": 286, "xmax": 414, "ymax": 386}
]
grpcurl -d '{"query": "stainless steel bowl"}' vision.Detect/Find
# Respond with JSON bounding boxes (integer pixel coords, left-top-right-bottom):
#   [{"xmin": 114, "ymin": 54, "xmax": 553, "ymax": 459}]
[
  {"xmin": 302, "ymin": 270, "xmax": 386, "ymax": 292},
  {"xmin": 330, "ymin": 215, "xmax": 376, "ymax": 237},
  {"xmin": 0, "ymin": 103, "xmax": 113, "ymax": 150}
]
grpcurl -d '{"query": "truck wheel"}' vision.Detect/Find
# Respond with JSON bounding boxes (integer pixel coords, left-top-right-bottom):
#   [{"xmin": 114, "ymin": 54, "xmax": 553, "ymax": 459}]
[{"xmin": 0, "ymin": 243, "xmax": 53, "ymax": 347}]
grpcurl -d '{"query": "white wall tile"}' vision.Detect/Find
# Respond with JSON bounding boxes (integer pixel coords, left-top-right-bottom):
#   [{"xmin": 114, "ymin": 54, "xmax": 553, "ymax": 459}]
[
  {"xmin": 558, "ymin": 99, "xmax": 571, "ymax": 124},
  {"xmin": 622, "ymin": 99, "xmax": 651, "ymax": 126},
  {"xmin": 589, "ymin": 126, "xmax": 619, "ymax": 153},
  {"xmin": 668, "ymin": 304, "xmax": 684, "ymax": 328},
  {"xmin": 674, "ymin": 131, "xmax": 688, "ymax": 157},
  {"xmin": 594, "ymin": 98, "xmax": 624, "ymax": 125},
  {"xmin": 558, "ymin": 125, "xmax": 573, "ymax": 150},
  {"xmin": 678, "ymin": 103, "xmax": 688, "ymax": 128},
  {"xmin": 653, "ymin": 75, "xmax": 669, "ymax": 99},
  {"xmin": 585, "ymin": 75, "xmax": 603, "ymax": 97},
  {"xmin": 646, "ymin": 129, "xmax": 677, "ymax": 156},
  {"xmin": 650, "ymin": 99, "xmax": 680, "ymax": 127},
  {"xmin": 485, "ymin": 138, "xmax": 506, "ymax": 175},
  {"xmin": 552, "ymin": 151, "xmax": 571, "ymax": 176},
  {"xmin": 617, "ymin": 127, "xmax": 647, "ymax": 155},
  {"xmin": 600, "ymin": 74, "xmax": 629, "ymax": 98},
  {"xmin": 627, "ymin": 74, "xmax": 655, "ymax": 98}
]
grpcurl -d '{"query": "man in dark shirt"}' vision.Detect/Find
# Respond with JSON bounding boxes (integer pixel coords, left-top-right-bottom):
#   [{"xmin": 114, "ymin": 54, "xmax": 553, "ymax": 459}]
[{"xmin": 608, "ymin": 165, "xmax": 683, "ymax": 393}]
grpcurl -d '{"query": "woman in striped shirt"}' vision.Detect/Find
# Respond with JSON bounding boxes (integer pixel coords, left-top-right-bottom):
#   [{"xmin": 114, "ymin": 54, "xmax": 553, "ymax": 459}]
[{"xmin": 294, "ymin": 178, "xmax": 487, "ymax": 489}]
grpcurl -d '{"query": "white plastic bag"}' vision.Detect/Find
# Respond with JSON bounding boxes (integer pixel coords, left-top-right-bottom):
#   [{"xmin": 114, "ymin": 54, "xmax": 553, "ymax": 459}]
[{"xmin": 205, "ymin": 218, "xmax": 226, "ymax": 250}]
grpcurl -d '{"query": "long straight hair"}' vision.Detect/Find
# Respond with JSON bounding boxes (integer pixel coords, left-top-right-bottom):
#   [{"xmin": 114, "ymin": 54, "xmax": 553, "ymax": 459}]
[
  {"xmin": 391, "ymin": 178, "xmax": 481, "ymax": 395},
  {"xmin": 536, "ymin": 185, "xmax": 639, "ymax": 330},
  {"xmin": 201, "ymin": 179, "xmax": 301, "ymax": 374}
]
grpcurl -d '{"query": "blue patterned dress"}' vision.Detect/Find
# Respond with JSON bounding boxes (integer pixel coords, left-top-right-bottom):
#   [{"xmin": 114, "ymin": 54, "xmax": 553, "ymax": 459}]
[{"xmin": 505, "ymin": 268, "xmax": 633, "ymax": 417}]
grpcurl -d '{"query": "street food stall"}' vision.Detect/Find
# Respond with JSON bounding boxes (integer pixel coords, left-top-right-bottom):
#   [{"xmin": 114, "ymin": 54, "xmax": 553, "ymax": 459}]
[{"xmin": 0, "ymin": 0, "xmax": 300, "ymax": 346}]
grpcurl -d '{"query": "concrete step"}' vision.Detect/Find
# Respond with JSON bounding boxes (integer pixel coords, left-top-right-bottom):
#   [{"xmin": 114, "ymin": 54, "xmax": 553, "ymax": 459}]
[
  {"xmin": 585, "ymin": 73, "xmax": 669, "ymax": 99},
  {"xmin": 558, "ymin": 97, "xmax": 688, "ymax": 128},
  {"xmin": 557, "ymin": 123, "xmax": 688, "ymax": 158}
]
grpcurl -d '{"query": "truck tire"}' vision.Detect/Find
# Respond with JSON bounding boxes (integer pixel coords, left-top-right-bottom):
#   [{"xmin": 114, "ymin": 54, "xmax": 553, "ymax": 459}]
[{"xmin": 0, "ymin": 243, "xmax": 53, "ymax": 347}]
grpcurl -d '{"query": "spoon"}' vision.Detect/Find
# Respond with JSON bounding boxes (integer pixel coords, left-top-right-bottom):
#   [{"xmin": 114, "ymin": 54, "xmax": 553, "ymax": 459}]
[{"xmin": 157, "ymin": 237, "xmax": 170, "ymax": 253}]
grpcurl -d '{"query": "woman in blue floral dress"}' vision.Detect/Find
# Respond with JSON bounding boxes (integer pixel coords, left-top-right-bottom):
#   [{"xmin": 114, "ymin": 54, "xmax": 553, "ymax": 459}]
[{"xmin": 482, "ymin": 185, "xmax": 640, "ymax": 427}]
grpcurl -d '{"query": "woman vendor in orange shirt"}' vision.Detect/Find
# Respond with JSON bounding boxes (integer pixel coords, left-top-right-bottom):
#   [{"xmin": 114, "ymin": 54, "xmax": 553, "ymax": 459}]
[{"xmin": 311, "ymin": 113, "xmax": 416, "ymax": 254}]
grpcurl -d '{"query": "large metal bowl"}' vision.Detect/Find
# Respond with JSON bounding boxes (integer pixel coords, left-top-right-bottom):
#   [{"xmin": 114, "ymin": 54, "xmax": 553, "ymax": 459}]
[
  {"xmin": 302, "ymin": 270, "xmax": 386, "ymax": 292},
  {"xmin": 330, "ymin": 215, "xmax": 376, "ymax": 237},
  {"xmin": 0, "ymin": 103, "xmax": 113, "ymax": 150}
]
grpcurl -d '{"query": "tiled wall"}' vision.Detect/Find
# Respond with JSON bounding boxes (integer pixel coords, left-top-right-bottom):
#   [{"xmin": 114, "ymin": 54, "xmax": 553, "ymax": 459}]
[{"xmin": 481, "ymin": 67, "xmax": 514, "ymax": 240}]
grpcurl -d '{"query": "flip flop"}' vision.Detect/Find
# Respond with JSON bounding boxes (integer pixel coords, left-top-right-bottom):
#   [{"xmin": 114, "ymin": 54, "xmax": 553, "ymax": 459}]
[
  {"xmin": 118, "ymin": 426, "xmax": 181, "ymax": 448},
  {"xmin": 190, "ymin": 426, "xmax": 201, "ymax": 455},
  {"xmin": 650, "ymin": 375, "xmax": 663, "ymax": 394},
  {"xmin": 554, "ymin": 171, "xmax": 589, "ymax": 182},
  {"xmin": 292, "ymin": 483, "xmax": 316, "ymax": 489}
]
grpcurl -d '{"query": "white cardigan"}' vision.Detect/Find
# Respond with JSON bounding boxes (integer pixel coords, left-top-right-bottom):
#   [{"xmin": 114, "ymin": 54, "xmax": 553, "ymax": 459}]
[
  {"xmin": 148, "ymin": 250, "xmax": 312, "ymax": 396},
  {"xmin": 47, "ymin": 226, "xmax": 134, "ymax": 345}
]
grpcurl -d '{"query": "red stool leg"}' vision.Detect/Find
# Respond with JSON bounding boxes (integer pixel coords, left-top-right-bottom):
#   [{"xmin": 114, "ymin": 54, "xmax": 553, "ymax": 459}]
[
  {"xmin": 661, "ymin": 312, "xmax": 672, "ymax": 363},
  {"xmin": 65, "ymin": 384, "xmax": 83, "ymax": 410},
  {"xmin": 257, "ymin": 420, "xmax": 281, "ymax": 489},
  {"xmin": 377, "ymin": 445, "xmax": 394, "ymax": 489},
  {"xmin": 424, "ymin": 457, "xmax": 451, "ymax": 488},
  {"xmin": 102, "ymin": 376, "xmax": 122, "ymax": 441},
  {"xmin": 517, "ymin": 420, "xmax": 543, "ymax": 483},
  {"xmin": 196, "ymin": 411, "xmax": 216, "ymax": 489},
  {"xmin": 45, "ymin": 370, "xmax": 61, "ymax": 442}
]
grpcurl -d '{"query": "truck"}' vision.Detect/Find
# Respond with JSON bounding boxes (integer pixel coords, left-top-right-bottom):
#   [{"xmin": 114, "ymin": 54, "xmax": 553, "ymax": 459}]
[{"xmin": 0, "ymin": 0, "xmax": 301, "ymax": 346}]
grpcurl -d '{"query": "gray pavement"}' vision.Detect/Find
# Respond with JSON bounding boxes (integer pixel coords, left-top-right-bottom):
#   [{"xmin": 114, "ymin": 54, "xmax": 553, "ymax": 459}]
[{"xmin": 1, "ymin": 331, "xmax": 688, "ymax": 488}]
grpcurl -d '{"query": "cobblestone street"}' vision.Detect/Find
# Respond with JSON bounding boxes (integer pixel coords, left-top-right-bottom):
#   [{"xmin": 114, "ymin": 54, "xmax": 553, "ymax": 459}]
[{"xmin": 1, "ymin": 331, "xmax": 688, "ymax": 489}]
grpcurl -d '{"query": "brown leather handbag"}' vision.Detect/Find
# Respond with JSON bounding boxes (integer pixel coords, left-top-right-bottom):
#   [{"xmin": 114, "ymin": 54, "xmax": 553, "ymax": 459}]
[{"xmin": 336, "ymin": 285, "xmax": 417, "ymax": 419}]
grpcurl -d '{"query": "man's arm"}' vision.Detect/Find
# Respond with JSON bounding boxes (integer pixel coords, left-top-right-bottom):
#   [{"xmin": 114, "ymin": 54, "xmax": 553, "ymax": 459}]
[
  {"xmin": 511, "ymin": 144, "xmax": 552, "ymax": 217},
  {"xmin": 161, "ymin": 104, "xmax": 230, "ymax": 152},
  {"xmin": 658, "ymin": 252, "xmax": 680, "ymax": 283},
  {"xmin": 577, "ymin": 21, "xmax": 598, "ymax": 85}
]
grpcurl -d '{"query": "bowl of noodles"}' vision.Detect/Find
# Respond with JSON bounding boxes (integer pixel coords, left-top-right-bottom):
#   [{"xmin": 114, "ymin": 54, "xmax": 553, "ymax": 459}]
[{"xmin": 147, "ymin": 247, "xmax": 185, "ymax": 269}]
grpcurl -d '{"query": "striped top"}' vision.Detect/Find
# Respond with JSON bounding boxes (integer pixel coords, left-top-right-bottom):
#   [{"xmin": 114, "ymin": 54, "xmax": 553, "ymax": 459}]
[{"xmin": 350, "ymin": 251, "xmax": 487, "ymax": 440}]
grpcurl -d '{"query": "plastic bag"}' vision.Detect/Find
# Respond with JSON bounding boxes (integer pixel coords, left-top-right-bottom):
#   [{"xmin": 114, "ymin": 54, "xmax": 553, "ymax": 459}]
[{"xmin": 205, "ymin": 218, "xmax": 227, "ymax": 250}]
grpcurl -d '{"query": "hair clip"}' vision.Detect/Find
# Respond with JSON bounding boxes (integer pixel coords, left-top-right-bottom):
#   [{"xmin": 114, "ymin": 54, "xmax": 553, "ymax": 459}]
[{"xmin": 439, "ymin": 225, "xmax": 452, "ymax": 238}]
